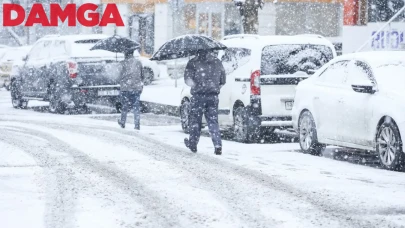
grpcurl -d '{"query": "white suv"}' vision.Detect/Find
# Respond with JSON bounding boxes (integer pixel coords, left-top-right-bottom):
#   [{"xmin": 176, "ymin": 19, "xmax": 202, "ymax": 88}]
[{"xmin": 180, "ymin": 34, "xmax": 337, "ymax": 142}]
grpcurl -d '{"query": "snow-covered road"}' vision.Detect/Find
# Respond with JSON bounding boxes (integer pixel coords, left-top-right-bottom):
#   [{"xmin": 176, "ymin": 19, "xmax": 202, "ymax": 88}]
[{"xmin": 0, "ymin": 89, "xmax": 405, "ymax": 228}]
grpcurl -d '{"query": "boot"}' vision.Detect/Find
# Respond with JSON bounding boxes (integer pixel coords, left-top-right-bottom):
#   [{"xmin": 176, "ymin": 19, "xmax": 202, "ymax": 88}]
[
  {"xmin": 117, "ymin": 119, "xmax": 125, "ymax": 128},
  {"xmin": 184, "ymin": 138, "xmax": 197, "ymax": 153},
  {"xmin": 214, "ymin": 147, "xmax": 222, "ymax": 155}
]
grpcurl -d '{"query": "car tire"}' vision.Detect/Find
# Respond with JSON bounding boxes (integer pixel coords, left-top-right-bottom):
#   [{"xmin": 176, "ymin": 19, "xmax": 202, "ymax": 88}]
[
  {"xmin": 48, "ymin": 84, "xmax": 66, "ymax": 114},
  {"xmin": 233, "ymin": 106, "xmax": 260, "ymax": 143},
  {"xmin": 376, "ymin": 119, "xmax": 404, "ymax": 171},
  {"xmin": 180, "ymin": 99, "xmax": 190, "ymax": 133},
  {"xmin": 298, "ymin": 111, "xmax": 325, "ymax": 156},
  {"xmin": 10, "ymin": 80, "xmax": 27, "ymax": 109},
  {"xmin": 75, "ymin": 104, "xmax": 89, "ymax": 115},
  {"xmin": 143, "ymin": 68, "xmax": 153, "ymax": 86}
]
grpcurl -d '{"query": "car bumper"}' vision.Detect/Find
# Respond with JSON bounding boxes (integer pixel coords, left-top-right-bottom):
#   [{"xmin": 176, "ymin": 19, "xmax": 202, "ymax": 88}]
[
  {"xmin": 260, "ymin": 116, "xmax": 293, "ymax": 127},
  {"xmin": 72, "ymin": 85, "xmax": 121, "ymax": 103}
]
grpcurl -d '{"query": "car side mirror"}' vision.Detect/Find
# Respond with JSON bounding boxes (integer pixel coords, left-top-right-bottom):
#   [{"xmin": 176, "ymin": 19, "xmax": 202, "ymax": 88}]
[{"xmin": 351, "ymin": 84, "xmax": 377, "ymax": 94}]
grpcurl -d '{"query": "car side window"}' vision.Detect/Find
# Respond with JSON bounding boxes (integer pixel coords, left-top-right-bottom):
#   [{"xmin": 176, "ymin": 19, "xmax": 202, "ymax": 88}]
[
  {"xmin": 27, "ymin": 41, "xmax": 44, "ymax": 60},
  {"xmin": 318, "ymin": 61, "xmax": 348, "ymax": 85},
  {"xmin": 37, "ymin": 41, "xmax": 52, "ymax": 60},
  {"xmin": 53, "ymin": 40, "xmax": 67, "ymax": 58},
  {"xmin": 220, "ymin": 48, "xmax": 251, "ymax": 75},
  {"xmin": 347, "ymin": 60, "xmax": 375, "ymax": 85}
]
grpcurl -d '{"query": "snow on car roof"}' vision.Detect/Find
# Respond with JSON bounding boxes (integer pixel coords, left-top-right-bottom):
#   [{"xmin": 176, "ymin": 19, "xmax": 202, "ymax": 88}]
[
  {"xmin": 39, "ymin": 34, "xmax": 111, "ymax": 42},
  {"xmin": 335, "ymin": 51, "xmax": 405, "ymax": 66},
  {"xmin": 221, "ymin": 35, "xmax": 335, "ymax": 49}
]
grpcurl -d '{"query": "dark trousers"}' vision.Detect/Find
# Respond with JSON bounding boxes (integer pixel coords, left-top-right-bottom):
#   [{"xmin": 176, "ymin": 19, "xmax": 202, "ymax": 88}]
[
  {"xmin": 188, "ymin": 94, "xmax": 222, "ymax": 149},
  {"xmin": 120, "ymin": 91, "xmax": 141, "ymax": 128}
]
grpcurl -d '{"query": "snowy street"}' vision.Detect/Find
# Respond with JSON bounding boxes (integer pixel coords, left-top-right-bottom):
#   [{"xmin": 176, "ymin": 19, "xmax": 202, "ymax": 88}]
[{"xmin": 1, "ymin": 88, "xmax": 405, "ymax": 228}]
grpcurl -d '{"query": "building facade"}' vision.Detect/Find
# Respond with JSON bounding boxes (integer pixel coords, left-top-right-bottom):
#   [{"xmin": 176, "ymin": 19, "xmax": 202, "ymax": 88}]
[
  {"xmin": 1, "ymin": 0, "xmax": 345, "ymax": 55},
  {"xmin": 342, "ymin": 0, "xmax": 405, "ymax": 53}
]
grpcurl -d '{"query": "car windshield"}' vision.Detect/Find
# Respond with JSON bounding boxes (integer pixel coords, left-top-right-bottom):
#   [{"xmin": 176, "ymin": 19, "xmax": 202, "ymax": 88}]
[
  {"xmin": 261, "ymin": 44, "xmax": 334, "ymax": 75},
  {"xmin": 0, "ymin": 49, "xmax": 27, "ymax": 61},
  {"xmin": 374, "ymin": 61, "xmax": 405, "ymax": 92}
]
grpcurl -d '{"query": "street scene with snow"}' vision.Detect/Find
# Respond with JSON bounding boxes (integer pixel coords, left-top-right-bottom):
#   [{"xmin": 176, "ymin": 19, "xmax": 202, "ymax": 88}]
[{"xmin": 1, "ymin": 0, "xmax": 405, "ymax": 227}]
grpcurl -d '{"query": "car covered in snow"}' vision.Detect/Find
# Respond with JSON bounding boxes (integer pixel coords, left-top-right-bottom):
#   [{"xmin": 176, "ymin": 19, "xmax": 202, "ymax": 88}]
[
  {"xmin": 10, "ymin": 34, "xmax": 159, "ymax": 113},
  {"xmin": 292, "ymin": 51, "xmax": 405, "ymax": 170},
  {"xmin": 0, "ymin": 45, "xmax": 32, "ymax": 90},
  {"xmin": 180, "ymin": 34, "xmax": 336, "ymax": 142}
]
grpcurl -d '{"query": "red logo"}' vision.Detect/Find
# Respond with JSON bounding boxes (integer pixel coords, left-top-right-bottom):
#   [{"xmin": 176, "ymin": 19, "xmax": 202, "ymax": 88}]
[{"xmin": 2, "ymin": 3, "xmax": 124, "ymax": 27}]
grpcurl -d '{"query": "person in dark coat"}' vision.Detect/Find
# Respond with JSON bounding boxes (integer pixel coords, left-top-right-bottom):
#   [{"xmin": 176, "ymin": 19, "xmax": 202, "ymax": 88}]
[
  {"xmin": 117, "ymin": 50, "xmax": 144, "ymax": 130},
  {"xmin": 184, "ymin": 50, "xmax": 226, "ymax": 155}
]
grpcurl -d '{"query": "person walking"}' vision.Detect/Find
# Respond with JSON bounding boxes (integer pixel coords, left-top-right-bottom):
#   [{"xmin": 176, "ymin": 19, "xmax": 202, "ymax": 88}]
[
  {"xmin": 117, "ymin": 50, "xmax": 144, "ymax": 130},
  {"xmin": 184, "ymin": 50, "xmax": 226, "ymax": 155}
]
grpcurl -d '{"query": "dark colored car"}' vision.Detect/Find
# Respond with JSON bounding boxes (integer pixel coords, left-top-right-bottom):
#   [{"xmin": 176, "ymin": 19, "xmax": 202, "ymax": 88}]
[{"xmin": 10, "ymin": 34, "xmax": 157, "ymax": 113}]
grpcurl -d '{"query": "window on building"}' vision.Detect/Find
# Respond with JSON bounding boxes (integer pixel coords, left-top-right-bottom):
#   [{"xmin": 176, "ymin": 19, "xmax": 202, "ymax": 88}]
[
  {"xmin": 369, "ymin": 0, "xmax": 405, "ymax": 22},
  {"xmin": 184, "ymin": 4, "xmax": 196, "ymax": 32},
  {"xmin": 224, "ymin": 3, "xmax": 242, "ymax": 36}
]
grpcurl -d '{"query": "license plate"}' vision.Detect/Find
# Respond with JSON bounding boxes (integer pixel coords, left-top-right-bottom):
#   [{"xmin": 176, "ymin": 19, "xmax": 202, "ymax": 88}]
[
  {"xmin": 285, "ymin": 101, "xmax": 294, "ymax": 110},
  {"xmin": 98, "ymin": 90, "xmax": 119, "ymax": 96}
]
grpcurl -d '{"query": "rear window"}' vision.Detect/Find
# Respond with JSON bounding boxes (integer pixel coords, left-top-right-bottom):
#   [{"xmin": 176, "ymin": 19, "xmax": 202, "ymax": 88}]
[
  {"xmin": 261, "ymin": 44, "xmax": 334, "ymax": 75},
  {"xmin": 219, "ymin": 48, "xmax": 251, "ymax": 74}
]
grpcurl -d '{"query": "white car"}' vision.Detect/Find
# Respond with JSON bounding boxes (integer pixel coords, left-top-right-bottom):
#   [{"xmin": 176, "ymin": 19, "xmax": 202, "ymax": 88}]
[
  {"xmin": 292, "ymin": 51, "xmax": 405, "ymax": 170},
  {"xmin": 180, "ymin": 34, "xmax": 336, "ymax": 142},
  {"xmin": 0, "ymin": 45, "xmax": 32, "ymax": 90}
]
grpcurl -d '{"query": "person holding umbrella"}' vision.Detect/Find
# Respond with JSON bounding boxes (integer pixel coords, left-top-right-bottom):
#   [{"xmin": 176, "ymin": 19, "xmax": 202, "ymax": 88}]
[
  {"xmin": 151, "ymin": 35, "xmax": 227, "ymax": 155},
  {"xmin": 91, "ymin": 35, "xmax": 143, "ymax": 129},
  {"xmin": 117, "ymin": 49, "xmax": 144, "ymax": 130},
  {"xmin": 183, "ymin": 49, "xmax": 226, "ymax": 155}
]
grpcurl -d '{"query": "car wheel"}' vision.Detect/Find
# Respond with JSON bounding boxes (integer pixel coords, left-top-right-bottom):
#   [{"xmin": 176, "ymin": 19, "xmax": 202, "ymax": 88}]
[
  {"xmin": 11, "ymin": 80, "xmax": 24, "ymax": 109},
  {"xmin": 48, "ymin": 84, "xmax": 66, "ymax": 114},
  {"xmin": 180, "ymin": 99, "xmax": 190, "ymax": 133},
  {"xmin": 75, "ymin": 104, "xmax": 89, "ymax": 115},
  {"xmin": 298, "ymin": 111, "xmax": 325, "ymax": 156},
  {"xmin": 233, "ymin": 106, "xmax": 260, "ymax": 143},
  {"xmin": 376, "ymin": 120, "xmax": 404, "ymax": 170},
  {"xmin": 143, "ymin": 68, "xmax": 153, "ymax": 86}
]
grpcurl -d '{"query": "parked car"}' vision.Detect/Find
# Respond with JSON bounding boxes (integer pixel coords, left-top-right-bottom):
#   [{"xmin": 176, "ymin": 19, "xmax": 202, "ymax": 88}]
[
  {"xmin": 291, "ymin": 51, "xmax": 405, "ymax": 170},
  {"xmin": 180, "ymin": 34, "xmax": 336, "ymax": 142},
  {"xmin": 0, "ymin": 45, "xmax": 32, "ymax": 90},
  {"xmin": 139, "ymin": 55, "xmax": 160, "ymax": 85},
  {"xmin": 10, "ymin": 34, "xmax": 158, "ymax": 113}
]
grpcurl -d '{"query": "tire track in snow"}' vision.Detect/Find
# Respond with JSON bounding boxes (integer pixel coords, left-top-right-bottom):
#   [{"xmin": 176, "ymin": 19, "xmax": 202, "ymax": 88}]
[
  {"xmin": 1, "ymin": 125, "xmax": 183, "ymax": 228},
  {"xmin": 4, "ymin": 120, "xmax": 373, "ymax": 228},
  {"xmin": 0, "ymin": 129, "xmax": 77, "ymax": 228}
]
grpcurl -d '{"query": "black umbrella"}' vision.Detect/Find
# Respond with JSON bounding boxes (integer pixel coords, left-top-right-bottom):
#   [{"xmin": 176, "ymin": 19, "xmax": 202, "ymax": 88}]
[
  {"xmin": 90, "ymin": 35, "xmax": 140, "ymax": 60},
  {"xmin": 150, "ymin": 35, "xmax": 227, "ymax": 61}
]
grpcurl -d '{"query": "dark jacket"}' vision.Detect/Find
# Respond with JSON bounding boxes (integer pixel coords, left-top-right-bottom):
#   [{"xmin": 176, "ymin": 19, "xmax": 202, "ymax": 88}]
[
  {"xmin": 119, "ymin": 56, "xmax": 144, "ymax": 92},
  {"xmin": 184, "ymin": 53, "xmax": 226, "ymax": 95}
]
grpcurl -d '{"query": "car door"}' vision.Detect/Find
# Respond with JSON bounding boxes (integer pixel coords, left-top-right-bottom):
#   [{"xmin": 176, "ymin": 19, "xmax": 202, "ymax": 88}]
[
  {"xmin": 313, "ymin": 61, "xmax": 349, "ymax": 142},
  {"xmin": 35, "ymin": 40, "xmax": 53, "ymax": 97},
  {"xmin": 22, "ymin": 41, "xmax": 44, "ymax": 96},
  {"xmin": 340, "ymin": 60, "xmax": 376, "ymax": 147},
  {"xmin": 218, "ymin": 47, "xmax": 251, "ymax": 125}
]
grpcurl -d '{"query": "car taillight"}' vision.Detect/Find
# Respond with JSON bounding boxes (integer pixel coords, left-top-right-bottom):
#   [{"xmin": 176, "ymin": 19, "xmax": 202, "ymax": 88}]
[
  {"xmin": 67, "ymin": 61, "xmax": 78, "ymax": 78},
  {"xmin": 250, "ymin": 70, "xmax": 261, "ymax": 95}
]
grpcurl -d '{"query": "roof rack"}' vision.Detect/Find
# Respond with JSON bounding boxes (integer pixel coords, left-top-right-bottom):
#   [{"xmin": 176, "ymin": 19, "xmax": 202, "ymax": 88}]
[{"xmin": 222, "ymin": 34, "xmax": 260, "ymax": 40}]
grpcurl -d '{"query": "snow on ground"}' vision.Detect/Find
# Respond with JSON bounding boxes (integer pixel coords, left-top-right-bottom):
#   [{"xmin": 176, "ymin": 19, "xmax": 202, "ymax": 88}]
[{"xmin": 0, "ymin": 88, "xmax": 405, "ymax": 228}]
